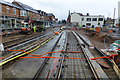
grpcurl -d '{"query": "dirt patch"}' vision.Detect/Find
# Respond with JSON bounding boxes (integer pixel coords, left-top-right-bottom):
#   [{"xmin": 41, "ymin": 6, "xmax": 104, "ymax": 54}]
[{"xmin": 76, "ymin": 30, "xmax": 117, "ymax": 49}]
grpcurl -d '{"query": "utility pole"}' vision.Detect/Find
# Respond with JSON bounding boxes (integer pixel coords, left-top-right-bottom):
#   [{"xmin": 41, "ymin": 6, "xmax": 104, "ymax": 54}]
[
  {"xmin": 113, "ymin": 8, "xmax": 116, "ymax": 28},
  {"xmin": 118, "ymin": 2, "xmax": 120, "ymax": 36}
]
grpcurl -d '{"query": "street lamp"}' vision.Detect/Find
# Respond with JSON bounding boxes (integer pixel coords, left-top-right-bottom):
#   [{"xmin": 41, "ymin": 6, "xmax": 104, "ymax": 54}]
[{"xmin": 113, "ymin": 8, "xmax": 116, "ymax": 28}]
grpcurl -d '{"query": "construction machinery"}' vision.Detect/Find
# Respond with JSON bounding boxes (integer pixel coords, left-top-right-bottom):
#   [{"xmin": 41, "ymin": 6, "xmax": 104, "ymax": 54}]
[{"xmin": 20, "ymin": 22, "xmax": 31, "ymax": 34}]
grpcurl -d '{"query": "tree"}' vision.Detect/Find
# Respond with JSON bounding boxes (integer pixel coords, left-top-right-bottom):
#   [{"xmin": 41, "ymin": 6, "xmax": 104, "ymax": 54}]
[{"xmin": 61, "ymin": 20, "xmax": 67, "ymax": 24}]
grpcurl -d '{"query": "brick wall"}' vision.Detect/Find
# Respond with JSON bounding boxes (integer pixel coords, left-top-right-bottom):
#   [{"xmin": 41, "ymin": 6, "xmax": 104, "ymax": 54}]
[
  {"xmin": 1, "ymin": 2, "xmax": 52, "ymax": 22},
  {"xmin": 1, "ymin": 4, "xmax": 20, "ymax": 18}
]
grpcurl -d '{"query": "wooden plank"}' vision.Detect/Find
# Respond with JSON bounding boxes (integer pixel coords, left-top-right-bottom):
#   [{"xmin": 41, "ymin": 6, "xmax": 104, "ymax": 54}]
[{"xmin": 96, "ymin": 59, "xmax": 110, "ymax": 69}]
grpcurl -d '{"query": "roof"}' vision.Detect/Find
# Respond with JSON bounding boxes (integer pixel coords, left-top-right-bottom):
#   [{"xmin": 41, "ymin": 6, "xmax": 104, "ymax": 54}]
[
  {"xmin": 47, "ymin": 13, "xmax": 54, "ymax": 16},
  {"xmin": 13, "ymin": 1, "xmax": 38, "ymax": 13},
  {"xmin": 71, "ymin": 12, "xmax": 83, "ymax": 16},
  {"xmin": 71, "ymin": 12, "xmax": 104, "ymax": 17},
  {"xmin": 0, "ymin": 0, "xmax": 22, "ymax": 9}
]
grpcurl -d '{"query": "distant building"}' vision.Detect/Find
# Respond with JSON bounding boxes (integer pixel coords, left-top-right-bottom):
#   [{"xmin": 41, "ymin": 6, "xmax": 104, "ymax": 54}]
[
  {"xmin": 105, "ymin": 17, "xmax": 116, "ymax": 27},
  {"xmin": 114, "ymin": 19, "xmax": 119, "ymax": 27},
  {"xmin": 0, "ymin": 0, "xmax": 22, "ymax": 29},
  {"xmin": 67, "ymin": 10, "xmax": 71, "ymax": 24},
  {"xmin": 47, "ymin": 13, "xmax": 56, "ymax": 26},
  {"xmin": 118, "ymin": 1, "xmax": 120, "ymax": 19},
  {"xmin": 117, "ymin": 1, "xmax": 120, "ymax": 34},
  {"xmin": 0, "ymin": 0, "xmax": 56, "ymax": 30},
  {"xmin": 67, "ymin": 12, "xmax": 104, "ymax": 28}
]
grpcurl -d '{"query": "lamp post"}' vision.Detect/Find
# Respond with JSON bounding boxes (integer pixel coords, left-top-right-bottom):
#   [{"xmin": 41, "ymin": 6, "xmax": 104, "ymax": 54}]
[{"xmin": 113, "ymin": 8, "xmax": 116, "ymax": 28}]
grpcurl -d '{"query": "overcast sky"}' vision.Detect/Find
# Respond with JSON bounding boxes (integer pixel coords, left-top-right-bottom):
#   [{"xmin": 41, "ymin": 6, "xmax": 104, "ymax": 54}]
[{"xmin": 5, "ymin": 0, "xmax": 120, "ymax": 20}]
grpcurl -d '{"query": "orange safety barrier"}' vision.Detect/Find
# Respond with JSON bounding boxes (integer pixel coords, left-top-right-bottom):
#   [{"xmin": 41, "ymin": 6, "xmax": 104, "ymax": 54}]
[
  {"xmin": 10, "ymin": 31, "xmax": 21, "ymax": 34},
  {"xmin": 95, "ymin": 27, "xmax": 100, "ymax": 33},
  {"xmin": 19, "ymin": 56, "xmax": 61, "ymax": 59},
  {"xmin": 0, "ymin": 31, "xmax": 20, "ymax": 36},
  {"xmin": 21, "ymin": 28, "xmax": 27, "ymax": 31},
  {"xmin": 19, "ymin": 54, "xmax": 118, "ymax": 62},
  {"xmin": 66, "ymin": 51, "xmax": 82, "ymax": 53},
  {"xmin": 54, "ymin": 32, "xmax": 59, "ymax": 35},
  {"xmin": 90, "ymin": 54, "xmax": 118, "ymax": 62},
  {"xmin": 116, "ymin": 48, "xmax": 120, "ymax": 51},
  {"xmin": 7, "ymin": 48, "xmax": 63, "ymax": 57},
  {"xmin": 0, "ymin": 54, "xmax": 118, "ymax": 61},
  {"xmin": 108, "ymin": 30, "xmax": 112, "ymax": 33},
  {"xmin": 71, "ymin": 27, "xmax": 77, "ymax": 30},
  {"xmin": 0, "ymin": 57, "xmax": 4, "ymax": 59},
  {"xmin": 0, "ymin": 48, "xmax": 118, "ymax": 62},
  {"xmin": 19, "ymin": 56, "xmax": 85, "ymax": 60},
  {"xmin": 7, "ymin": 48, "xmax": 82, "ymax": 57},
  {"xmin": 0, "ymin": 33, "xmax": 7, "ymax": 36},
  {"xmin": 18, "ymin": 54, "xmax": 118, "ymax": 61}
]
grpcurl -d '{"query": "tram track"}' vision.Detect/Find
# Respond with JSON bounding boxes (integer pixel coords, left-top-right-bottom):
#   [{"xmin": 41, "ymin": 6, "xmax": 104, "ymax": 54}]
[
  {"xmin": 54, "ymin": 31, "xmax": 105, "ymax": 79},
  {"xmin": 1, "ymin": 30, "xmax": 120, "ymax": 79},
  {"xmin": 0, "ymin": 31, "xmax": 57, "ymax": 66},
  {"xmin": 2, "ymin": 28, "xmax": 56, "ymax": 58},
  {"xmin": 75, "ymin": 31, "xmax": 120, "ymax": 79},
  {"xmin": 32, "ymin": 32, "xmax": 63, "ymax": 80},
  {"xmin": 3, "ymin": 27, "xmax": 54, "ymax": 47},
  {"xmin": 32, "ymin": 30, "xmax": 112, "ymax": 79},
  {"xmin": 3, "ymin": 33, "xmax": 43, "ymax": 48},
  {"xmin": 3, "ymin": 27, "xmax": 55, "ymax": 49},
  {"xmin": 4, "ymin": 32, "xmax": 52, "ymax": 49},
  {"xmin": 1, "ymin": 31, "xmax": 63, "ymax": 79}
]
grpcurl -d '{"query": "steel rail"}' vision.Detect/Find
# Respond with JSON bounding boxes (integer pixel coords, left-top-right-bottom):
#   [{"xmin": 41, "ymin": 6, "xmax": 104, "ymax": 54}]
[
  {"xmin": 72, "ymin": 31, "xmax": 101, "ymax": 79},
  {"xmin": 75, "ymin": 31, "xmax": 120, "ymax": 79},
  {"xmin": 32, "ymin": 32, "xmax": 63, "ymax": 80},
  {"xmin": 4, "ymin": 32, "xmax": 52, "ymax": 49},
  {"xmin": 55, "ymin": 31, "xmax": 67, "ymax": 80},
  {"xmin": 55, "ymin": 31, "xmax": 101, "ymax": 79},
  {"xmin": 0, "ymin": 34, "xmax": 56, "ymax": 66},
  {"xmin": 94, "ymin": 47, "xmax": 120, "ymax": 79}
]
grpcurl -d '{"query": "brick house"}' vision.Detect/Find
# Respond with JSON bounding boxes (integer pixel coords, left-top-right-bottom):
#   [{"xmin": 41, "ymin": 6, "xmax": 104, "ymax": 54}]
[
  {"xmin": 0, "ymin": 0, "xmax": 55, "ymax": 30},
  {"xmin": 0, "ymin": 0, "xmax": 22, "ymax": 29}
]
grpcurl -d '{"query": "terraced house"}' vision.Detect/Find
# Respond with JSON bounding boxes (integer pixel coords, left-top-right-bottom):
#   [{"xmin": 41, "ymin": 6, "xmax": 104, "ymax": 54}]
[{"xmin": 0, "ymin": 0, "xmax": 56, "ymax": 30}]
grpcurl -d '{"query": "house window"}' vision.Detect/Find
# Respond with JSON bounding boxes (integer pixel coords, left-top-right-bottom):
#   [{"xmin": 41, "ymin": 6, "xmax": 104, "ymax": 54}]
[
  {"xmin": 24, "ymin": 10, "xmax": 27, "ymax": 16},
  {"xmin": 20, "ymin": 10, "xmax": 24, "ymax": 16},
  {"xmin": 6, "ymin": 6, "xmax": 10, "ymax": 14},
  {"xmin": 99, "ymin": 18, "xmax": 103, "ymax": 21},
  {"xmin": 20, "ymin": 10, "xmax": 27, "ymax": 16},
  {"xmin": 86, "ymin": 18, "xmax": 91, "ymax": 21},
  {"xmin": 13, "ymin": 8, "xmax": 16, "ymax": 15},
  {"xmin": 86, "ymin": 23, "xmax": 91, "ymax": 26},
  {"xmin": 28, "ymin": 12, "xmax": 29, "ymax": 16},
  {"xmin": 82, "ymin": 18, "xmax": 84, "ymax": 21},
  {"xmin": 92, "ymin": 18, "xmax": 97, "ymax": 21}
]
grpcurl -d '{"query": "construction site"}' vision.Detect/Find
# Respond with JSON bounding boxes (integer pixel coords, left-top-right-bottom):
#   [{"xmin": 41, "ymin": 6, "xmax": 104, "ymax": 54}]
[{"xmin": 0, "ymin": 0, "xmax": 120, "ymax": 80}]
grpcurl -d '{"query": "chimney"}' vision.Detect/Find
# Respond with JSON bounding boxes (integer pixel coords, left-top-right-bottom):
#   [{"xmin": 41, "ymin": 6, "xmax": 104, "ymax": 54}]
[
  {"xmin": 87, "ymin": 13, "xmax": 89, "ymax": 16},
  {"xmin": 80, "ymin": 14, "xmax": 83, "ymax": 16}
]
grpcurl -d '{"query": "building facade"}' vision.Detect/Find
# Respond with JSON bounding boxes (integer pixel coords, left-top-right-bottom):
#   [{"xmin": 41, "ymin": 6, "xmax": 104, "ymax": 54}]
[
  {"xmin": 0, "ymin": 0, "xmax": 56, "ymax": 30},
  {"xmin": 69, "ymin": 12, "xmax": 104, "ymax": 28},
  {"xmin": 0, "ymin": 0, "xmax": 22, "ymax": 29}
]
